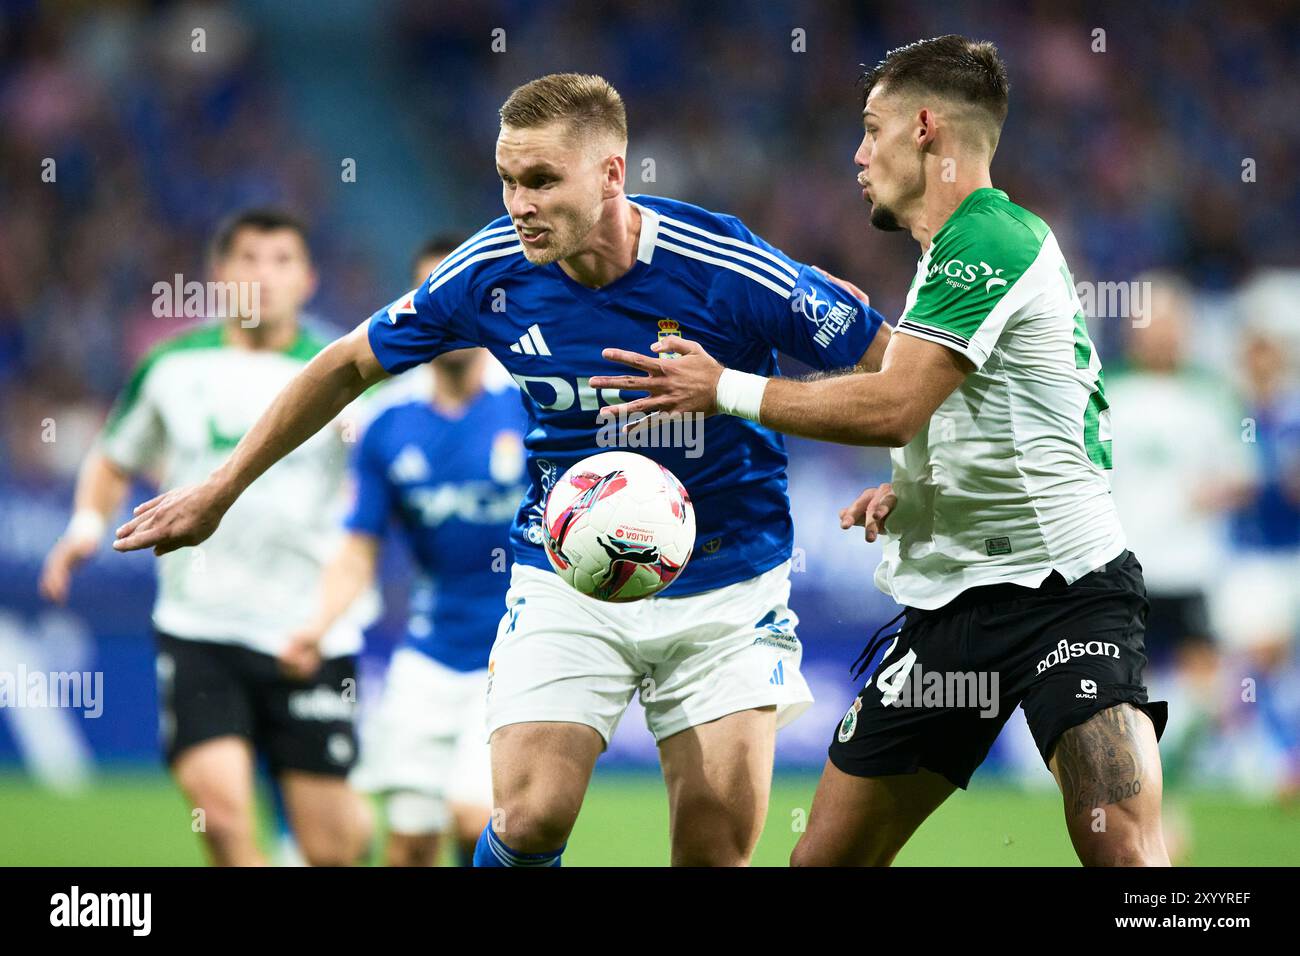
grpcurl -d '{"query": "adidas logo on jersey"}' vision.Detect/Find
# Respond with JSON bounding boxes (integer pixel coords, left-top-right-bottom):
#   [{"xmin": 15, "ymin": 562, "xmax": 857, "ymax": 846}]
[
  {"xmin": 389, "ymin": 444, "xmax": 430, "ymax": 483},
  {"xmin": 509, "ymin": 323, "xmax": 552, "ymax": 356}
]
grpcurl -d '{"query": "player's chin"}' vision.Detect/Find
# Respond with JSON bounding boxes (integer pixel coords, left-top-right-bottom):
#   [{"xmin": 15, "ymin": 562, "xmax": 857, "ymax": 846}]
[
  {"xmin": 869, "ymin": 203, "xmax": 905, "ymax": 232},
  {"xmin": 519, "ymin": 240, "xmax": 565, "ymax": 266}
]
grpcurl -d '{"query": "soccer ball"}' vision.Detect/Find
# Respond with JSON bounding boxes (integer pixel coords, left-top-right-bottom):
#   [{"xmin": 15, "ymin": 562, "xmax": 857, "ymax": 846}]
[{"xmin": 542, "ymin": 451, "xmax": 695, "ymax": 602}]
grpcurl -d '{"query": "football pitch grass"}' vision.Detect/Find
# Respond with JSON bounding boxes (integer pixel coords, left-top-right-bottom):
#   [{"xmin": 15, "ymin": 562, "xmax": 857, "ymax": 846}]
[{"xmin": 1, "ymin": 768, "xmax": 1295, "ymax": 866}]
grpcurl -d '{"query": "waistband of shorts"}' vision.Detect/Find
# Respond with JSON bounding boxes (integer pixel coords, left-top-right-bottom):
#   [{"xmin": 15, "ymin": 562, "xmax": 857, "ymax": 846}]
[{"xmin": 906, "ymin": 551, "xmax": 1134, "ymax": 620}]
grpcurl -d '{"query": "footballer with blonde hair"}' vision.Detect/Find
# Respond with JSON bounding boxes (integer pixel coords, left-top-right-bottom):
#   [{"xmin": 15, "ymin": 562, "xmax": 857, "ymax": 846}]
[{"xmin": 113, "ymin": 72, "xmax": 891, "ymax": 866}]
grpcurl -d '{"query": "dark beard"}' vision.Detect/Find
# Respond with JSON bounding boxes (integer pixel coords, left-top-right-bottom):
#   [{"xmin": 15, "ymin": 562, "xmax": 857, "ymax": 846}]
[{"xmin": 870, "ymin": 203, "xmax": 904, "ymax": 232}]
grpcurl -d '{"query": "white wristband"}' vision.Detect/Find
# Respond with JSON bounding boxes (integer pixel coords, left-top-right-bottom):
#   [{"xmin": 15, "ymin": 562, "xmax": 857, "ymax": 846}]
[
  {"xmin": 65, "ymin": 509, "xmax": 107, "ymax": 547},
  {"xmin": 715, "ymin": 368, "xmax": 769, "ymax": 422}
]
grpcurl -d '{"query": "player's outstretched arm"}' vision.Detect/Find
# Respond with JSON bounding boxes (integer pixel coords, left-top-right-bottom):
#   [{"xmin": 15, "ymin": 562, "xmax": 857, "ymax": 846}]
[
  {"xmin": 594, "ymin": 332, "xmax": 967, "ymax": 448},
  {"xmin": 113, "ymin": 321, "xmax": 390, "ymax": 555},
  {"xmin": 754, "ymin": 333, "xmax": 967, "ymax": 445}
]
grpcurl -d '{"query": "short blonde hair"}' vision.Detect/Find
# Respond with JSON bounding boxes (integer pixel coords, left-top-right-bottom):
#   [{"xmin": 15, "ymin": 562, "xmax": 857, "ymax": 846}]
[{"xmin": 499, "ymin": 73, "xmax": 627, "ymax": 144}]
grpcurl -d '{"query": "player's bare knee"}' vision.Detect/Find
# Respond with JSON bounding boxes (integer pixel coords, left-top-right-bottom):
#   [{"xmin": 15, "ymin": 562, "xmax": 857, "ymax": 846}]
[
  {"xmin": 670, "ymin": 824, "xmax": 753, "ymax": 866},
  {"xmin": 494, "ymin": 794, "xmax": 578, "ymax": 852},
  {"xmin": 189, "ymin": 800, "xmax": 256, "ymax": 860},
  {"xmin": 671, "ymin": 826, "xmax": 753, "ymax": 866},
  {"xmin": 297, "ymin": 823, "xmax": 361, "ymax": 867},
  {"xmin": 668, "ymin": 792, "xmax": 760, "ymax": 865},
  {"xmin": 387, "ymin": 833, "xmax": 438, "ymax": 867},
  {"xmin": 179, "ymin": 780, "xmax": 251, "ymax": 847}
]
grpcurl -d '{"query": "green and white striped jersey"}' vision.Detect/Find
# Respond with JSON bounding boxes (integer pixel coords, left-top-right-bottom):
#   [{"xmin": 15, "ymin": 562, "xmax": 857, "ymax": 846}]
[
  {"xmin": 877, "ymin": 188, "xmax": 1125, "ymax": 610},
  {"xmin": 100, "ymin": 322, "xmax": 373, "ymax": 656}
]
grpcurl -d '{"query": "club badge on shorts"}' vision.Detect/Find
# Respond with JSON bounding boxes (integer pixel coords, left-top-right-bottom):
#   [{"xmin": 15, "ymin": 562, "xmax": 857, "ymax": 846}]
[{"xmin": 838, "ymin": 696, "xmax": 863, "ymax": 743}]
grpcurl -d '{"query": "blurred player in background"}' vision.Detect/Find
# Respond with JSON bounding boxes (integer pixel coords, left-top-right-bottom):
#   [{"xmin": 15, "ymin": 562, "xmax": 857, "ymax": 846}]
[
  {"xmin": 1108, "ymin": 273, "xmax": 1256, "ymax": 672},
  {"xmin": 112, "ymin": 73, "xmax": 891, "ymax": 867},
  {"xmin": 599, "ymin": 36, "xmax": 1172, "ymax": 866},
  {"xmin": 1216, "ymin": 320, "xmax": 1300, "ymax": 797},
  {"xmin": 40, "ymin": 209, "xmax": 373, "ymax": 866},
  {"xmin": 286, "ymin": 236, "xmax": 527, "ymax": 866},
  {"xmin": 1106, "ymin": 273, "xmax": 1256, "ymax": 858}
]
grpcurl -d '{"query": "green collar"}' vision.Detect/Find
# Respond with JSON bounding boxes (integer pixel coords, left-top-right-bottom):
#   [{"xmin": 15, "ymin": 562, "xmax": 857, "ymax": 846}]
[{"xmin": 933, "ymin": 187, "xmax": 1008, "ymax": 244}]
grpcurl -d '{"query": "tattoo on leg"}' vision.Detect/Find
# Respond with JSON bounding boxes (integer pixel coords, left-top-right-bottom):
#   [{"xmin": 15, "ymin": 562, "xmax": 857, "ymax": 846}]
[{"xmin": 1055, "ymin": 705, "xmax": 1147, "ymax": 817}]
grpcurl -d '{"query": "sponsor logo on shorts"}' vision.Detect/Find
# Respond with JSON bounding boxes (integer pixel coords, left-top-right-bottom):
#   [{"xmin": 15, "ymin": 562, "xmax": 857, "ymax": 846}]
[
  {"xmin": 1076, "ymin": 678, "xmax": 1098, "ymax": 700},
  {"xmin": 288, "ymin": 686, "xmax": 355, "ymax": 722},
  {"xmin": 838, "ymin": 696, "xmax": 863, "ymax": 742},
  {"xmin": 752, "ymin": 611, "xmax": 799, "ymax": 652},
  {"xmin": 1035, "ymin": 638, "xmax": 1120, "ymax": 675}
]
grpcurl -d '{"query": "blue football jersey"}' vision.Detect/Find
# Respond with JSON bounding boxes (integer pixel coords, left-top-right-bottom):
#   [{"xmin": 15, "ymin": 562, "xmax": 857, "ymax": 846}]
[
  {"xmin": 345, "ymin": 386, "xmax": 527, "ymax": 670},
  {"xmin": 367, "ymin": 194, "xmax": 886, "ymax": 595}
]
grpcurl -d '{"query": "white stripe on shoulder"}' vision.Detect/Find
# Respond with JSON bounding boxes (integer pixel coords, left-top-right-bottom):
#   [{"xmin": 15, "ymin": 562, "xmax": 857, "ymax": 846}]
[
  {"xmin": 632, "ymin": 202, "xmax": 660, "ymax": 264},
  {"xmin": 656, "ymin": 214, "xmax": 799, "ymax": 279},
  {"xmin": 425, "ymin": 225, "xmax": 519, "ymax": 286},
  {"xmin": 657, "ymin": 224, "xmax": 795, "ymax": 288},
  {"xmin": 656, "ymin": 237, "xmax": 793, "ymax": 299},
  {"xmin": 427, "ymin": 242, "xmax": 523, "ymax": 294}
]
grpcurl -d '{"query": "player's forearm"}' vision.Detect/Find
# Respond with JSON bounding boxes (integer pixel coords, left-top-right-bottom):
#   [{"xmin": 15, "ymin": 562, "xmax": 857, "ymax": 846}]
[
  {"xmin": 210, "ymin": 324, "xmax": 387, "ymax": 506},
  {"xmin": 60, "ymin": 451, "xmax": 132, "ymax": 546},
  {"xmin": 856, "ymin": 321, "xmax": 892, "ymax": 373},
  {"xmin": 73, "ymin": 452, "xmax": 132, "ymax": 521},
  {"xmin": 756, "ymin": 372, "xmax": 915, "ymax": 447},
  {"xmin": 307, "ymin": 532, "xmax": 379, "ymax": 632}
]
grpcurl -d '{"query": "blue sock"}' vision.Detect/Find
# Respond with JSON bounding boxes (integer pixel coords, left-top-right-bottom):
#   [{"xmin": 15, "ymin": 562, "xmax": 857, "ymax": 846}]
[{"xmin": 473, "ymin": 825, "xmax": 564, "ymax": 867}]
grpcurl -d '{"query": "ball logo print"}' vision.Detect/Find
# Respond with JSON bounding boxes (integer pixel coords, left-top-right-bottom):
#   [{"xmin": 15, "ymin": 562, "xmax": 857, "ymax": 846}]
[{"xmin": 542, "ymin": 451, "xmax": 695, "ymax": 602}]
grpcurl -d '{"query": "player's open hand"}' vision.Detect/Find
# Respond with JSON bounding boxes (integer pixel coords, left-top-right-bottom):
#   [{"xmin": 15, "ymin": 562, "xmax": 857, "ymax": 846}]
[
  {"xmin": 38, "ymin": 535, "xmax": 97, "ymax": 604},
  {"xmin": 112, "ymin": 481, "xmax": 228, "ymax": 556},
  {"xmin": 840, "ymin": 482, "xmax": 896, "ymax": 543},
  {"xmin": 591, "ymin": 335, "xmax": 723, "ymax": 430}
]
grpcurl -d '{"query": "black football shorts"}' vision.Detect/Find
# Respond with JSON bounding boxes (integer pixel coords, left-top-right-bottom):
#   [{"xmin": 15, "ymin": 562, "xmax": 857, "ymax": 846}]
[
  {"xmin": 155, "ymin": 631, "xmax": 359, "ymax": 777},
  {"xmin": 828, "ymin": 551, "xmax": 1168, "ymax": 789}
]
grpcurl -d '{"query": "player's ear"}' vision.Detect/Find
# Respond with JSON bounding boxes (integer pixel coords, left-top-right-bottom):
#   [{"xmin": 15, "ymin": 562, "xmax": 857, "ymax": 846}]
[
  {"xmin": 603, "ymin": 152, "xmax": 626, "ymax": 199},
  {"xmin": 915, "ymin": 108, "xmax": 937, "ymax": 150}
]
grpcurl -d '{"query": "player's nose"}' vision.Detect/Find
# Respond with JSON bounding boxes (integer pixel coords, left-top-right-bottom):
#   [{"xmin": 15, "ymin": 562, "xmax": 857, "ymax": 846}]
[
  {"xmin": 508, "ymin": 191, "xmax": 537, "ymax": 219},
  {"xmin": 853, "ymin": 135, "xmax": 871, "ymax": 171}
]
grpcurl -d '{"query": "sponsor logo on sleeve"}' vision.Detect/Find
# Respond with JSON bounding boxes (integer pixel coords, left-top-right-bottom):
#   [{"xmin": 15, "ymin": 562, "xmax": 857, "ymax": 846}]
[
  {"xmin": 791, "ymin": 286, "xmax": 859, "ymax": 349},
  {"xmin": 386, "ymin": 289, "xmax": 419, "ymax": 325}
]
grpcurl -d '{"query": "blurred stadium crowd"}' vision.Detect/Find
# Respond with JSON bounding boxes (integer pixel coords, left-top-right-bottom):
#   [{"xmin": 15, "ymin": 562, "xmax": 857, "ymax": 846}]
[{"xmin": 1, "ymin": 0, "xmax": 1298, "ymax": 794}]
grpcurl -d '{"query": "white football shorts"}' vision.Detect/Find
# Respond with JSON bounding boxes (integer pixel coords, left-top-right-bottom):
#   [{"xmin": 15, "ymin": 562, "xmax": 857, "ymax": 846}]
[
  {"xmin": 351, "ymin": 648, "xmax": 493, "ymax": 834},
  {"xmin": 485, "ymin": 560, "xmax": 813, "ymax": 744}
]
